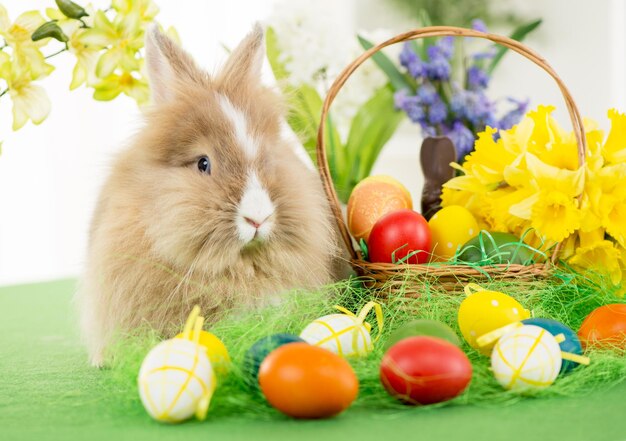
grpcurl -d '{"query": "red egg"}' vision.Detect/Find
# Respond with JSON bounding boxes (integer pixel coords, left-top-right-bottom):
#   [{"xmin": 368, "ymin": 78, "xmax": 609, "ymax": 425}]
[
  {"xmin": 258, "ymin": 343, "xmax": 359, "ymax": 419},
  {"xmin": 578, "ymin": 304, "xmax": 626, "ymax": 348},
  {"xmin": 368, "ymin": 209, "xmax": 431, "ymax": 264},
  {"xmin": 380, "ymin": 336, "xmax": 472, "ymax": 405}
]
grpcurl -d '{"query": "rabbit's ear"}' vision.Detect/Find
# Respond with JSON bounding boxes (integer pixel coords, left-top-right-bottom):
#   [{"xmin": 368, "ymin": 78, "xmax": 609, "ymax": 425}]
[
  {"xmin": 145, "ymin": 24, "xmax": 206, "ymax": 104},
  {"xmin": 217, "ymin": 23, "xmax": 265, "ymax": 89}
]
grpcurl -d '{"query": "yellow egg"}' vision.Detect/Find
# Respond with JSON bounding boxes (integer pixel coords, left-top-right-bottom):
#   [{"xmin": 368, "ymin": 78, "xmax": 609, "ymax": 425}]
[
  {"xmin": 458, "ymin": 284, "xmax": 530, "ymax": 354},
  {"xmin": 428, "ymin": 205, "xmax": 478, "ymax": 260},
  {"xmin": 176, "ymin": 330, "xmax": 231, "ymax": 377}
]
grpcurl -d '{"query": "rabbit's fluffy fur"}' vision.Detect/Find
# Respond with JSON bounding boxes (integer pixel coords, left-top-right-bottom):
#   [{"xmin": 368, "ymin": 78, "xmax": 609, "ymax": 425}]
[{"xmin": 77, "ymin": 25, "xmax": 344, "ymax": 366}]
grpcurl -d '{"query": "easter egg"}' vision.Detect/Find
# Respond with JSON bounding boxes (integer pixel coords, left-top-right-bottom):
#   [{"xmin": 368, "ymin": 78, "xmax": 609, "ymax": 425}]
[
  {"xmin": 457, "ymin": 231, "xmax": 535, "ymax": 264},
  {"xmin": 384, "ymin": 319, "xmax": 462, "ymax": 350},
  {"xmin": 175, "ymin": 331, "xmax": 230, "ymax": 377},
  {"xmin": 428, "ymin": 205, "xmax": 478, "ymax": 260},
  {"xmin": 242, "ymin": 334, "xmax": 305, "ymax": 388},
  {"xmin": 368, "ymin": 209, "xmax": 431, "ymax": 264},
  {"xmin": 259, "ymin": 343, "xmax": 359, "ymax": 418},
  {"xmin": 347, "ymin": 175, "xmax": 413, "ymax": 242},
  {"xmin": 458, "ymin": 284, "xmax": 530, "ymax": 354},
  {"xmin": 491, "ymin": 325, "xmax": 562, "ymax": 392},
  {"xmin": 578, "ymin": 304, "xmax": 626, "ymax": 348},
  {"xmin": 380, "ymin": 336, "xmax": 472, "ymax": 405},
  {"xmin": 522, "ymin": 318, "xmax": 583, "ymax": 373},
  {"xmin": 300, "ymin": 314, "xmax": 372, "ymax": 357},
  {"xmin": 138, "ymin": 338, "xmax": 215, "ymax": 423}
]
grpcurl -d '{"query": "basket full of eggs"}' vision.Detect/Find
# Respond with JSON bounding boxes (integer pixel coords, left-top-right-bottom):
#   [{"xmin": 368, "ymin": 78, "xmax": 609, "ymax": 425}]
[{"xmin": 315, "ymin": 26, "xmax": 587, "ymax": 294}]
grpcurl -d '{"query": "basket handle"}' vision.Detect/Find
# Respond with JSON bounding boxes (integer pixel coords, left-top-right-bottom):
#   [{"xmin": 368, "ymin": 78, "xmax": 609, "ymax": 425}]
[{"xmin": 315, "ymin": 26, "xmax": 587, "ymax": 264}]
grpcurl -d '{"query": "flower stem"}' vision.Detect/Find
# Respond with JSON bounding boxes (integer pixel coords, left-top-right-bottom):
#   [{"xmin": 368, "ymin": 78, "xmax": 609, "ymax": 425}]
[
  {"xmin": 0, "ymin": 88, "xmax": 8, "ymax": 98},
  {"xmin": 45, "ymin": 45, "xmax": 68, "ymax": 59}
]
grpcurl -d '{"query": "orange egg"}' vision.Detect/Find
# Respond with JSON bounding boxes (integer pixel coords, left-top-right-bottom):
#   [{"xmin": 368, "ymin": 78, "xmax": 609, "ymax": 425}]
[
  {"xmin": 578, "ymin": 304, "xmax": 626, "ymax": 348},
  {"xmin": 258, "ymin": 343, "xmax": 359, "ymax": 419},
  {"xmin": 347, "ymin": 175, "xmax": 413, "ymax": 242}
]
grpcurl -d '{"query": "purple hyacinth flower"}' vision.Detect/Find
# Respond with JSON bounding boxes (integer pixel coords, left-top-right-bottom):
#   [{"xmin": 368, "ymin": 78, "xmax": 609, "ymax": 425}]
[
  {"xmin": 445, "ymin": 121, "xmax": 476, "ymax": 160},
  {"xmin": 425, "ymin": 57, "xmax": 451, "ymax": 81},
  {"xmin": 451, "ymin": 90, "xmax": 468, "ymax": 120},
  {"xmin": 499, "ymin": 98, "xmax": 530, "ymax": 130},
  {"xmin": 399, "ymin": 94, "xmax": 427, "ymax": 124},
  {"xmin": 463, "ymin": 91, "xmax": 496, "ymax": 127},
  {"xmin": 420, "ymin": 123, "xmax": 438, "ymax": 138},
  {"xmin": 399, "ymin": 42, "xmax": 418, "ymax": 68},
  {"xmin": 416, "ymin": 82, "xmax": 439, "ymax": 105},
  {"xmin": 428, "ymin": 97, "xmax": 448, "ymax": 125},
  {"xmin": 467, "ymin": 66, "xmax": 490, "ymax": 90},
  {"xmin": 472, "ymin": 19, "xmax": 488, "ymax": 33},
  {"xmin": 394, "ymin": 89, "xmax": 410, "ymax": 110}
]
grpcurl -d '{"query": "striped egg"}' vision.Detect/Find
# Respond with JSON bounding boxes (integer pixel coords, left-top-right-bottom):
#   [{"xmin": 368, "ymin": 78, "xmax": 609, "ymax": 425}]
[
  {"xmin": 138, "ymin": 338, "xmax": 215, "ymax": 423},
  {"xmin": 300, "ymin": 314, "xmax": 372, "ymax": 357},
  {"xmin": 491, "ymin": 324, "xmax": 562, "ymax": 392}
]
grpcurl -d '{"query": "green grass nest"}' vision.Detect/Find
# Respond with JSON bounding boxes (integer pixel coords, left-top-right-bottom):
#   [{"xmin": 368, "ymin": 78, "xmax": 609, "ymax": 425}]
[{"xmin": 103, "ymin": 270, "xmax": 626, "ymax": 420}]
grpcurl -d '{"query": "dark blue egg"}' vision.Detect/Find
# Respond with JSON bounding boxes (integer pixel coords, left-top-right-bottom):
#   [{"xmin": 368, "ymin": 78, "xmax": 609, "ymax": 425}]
[
  {"xmin": 242, "ymin": 333, "xmax": 305, "ymax": 389},
  {"xmin": 522, "ymin": 318, "xmax": 583, "ymax": 373}
]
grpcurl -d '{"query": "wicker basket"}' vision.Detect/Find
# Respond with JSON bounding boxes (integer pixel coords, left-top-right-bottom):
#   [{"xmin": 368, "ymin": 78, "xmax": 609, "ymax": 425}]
[{"xmin": 315, "ymin": 26, "xmax": 588, "ymax": 294}]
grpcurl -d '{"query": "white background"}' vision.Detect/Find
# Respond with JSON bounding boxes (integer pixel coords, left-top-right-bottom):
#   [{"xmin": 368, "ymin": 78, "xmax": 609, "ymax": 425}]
[{"xmin": 0, "ymin": 0, "xmax": 625, "ymax": 286}]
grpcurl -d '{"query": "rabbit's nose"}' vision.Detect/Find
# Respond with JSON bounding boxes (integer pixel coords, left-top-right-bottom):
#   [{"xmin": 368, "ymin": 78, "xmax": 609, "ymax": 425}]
[
  {"xmin": 243, "ymin": 216, "xmax": 270, "ymax": 230},
  {"xmin": 244, "ymin": 216, "xmax": 268, "ymax": 229}
]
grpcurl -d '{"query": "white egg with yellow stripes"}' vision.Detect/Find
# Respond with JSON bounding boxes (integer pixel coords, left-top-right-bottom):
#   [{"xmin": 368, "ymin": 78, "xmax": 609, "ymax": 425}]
[
  {"xmin": 138, "ymin": 306, "xmax": 216, "ymax": 423},
  {"xmin": 491, "ymin": 324, "xmax": 562, "ymax": 392},
  {"xmin": 299, "ymin": 302, "xmax": 384, "ymax": 358}
]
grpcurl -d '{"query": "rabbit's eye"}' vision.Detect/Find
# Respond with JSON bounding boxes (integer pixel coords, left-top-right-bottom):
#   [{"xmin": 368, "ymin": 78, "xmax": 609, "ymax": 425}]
[{"xmin": 197, "ymin": 156, "xmax": 211, "ymax": 174}]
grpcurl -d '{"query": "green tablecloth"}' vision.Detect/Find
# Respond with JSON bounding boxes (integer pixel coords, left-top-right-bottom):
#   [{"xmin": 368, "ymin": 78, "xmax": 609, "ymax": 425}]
[{"xmin": 1, "ymin": 279, "xmax": 625, "ymax": 441}]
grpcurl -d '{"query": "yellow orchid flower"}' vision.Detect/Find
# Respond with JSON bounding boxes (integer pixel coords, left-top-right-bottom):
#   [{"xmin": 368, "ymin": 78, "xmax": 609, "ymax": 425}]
[
  {"xmin": 92, "ymin": 71, "xmax": 149, "ymax": 104},
  {"xmin": 530, "ymin": 190, "xmax": 581, "ymax": 242},
  {"xmin": 78, "ymin": 10, "xmax": 144, "ymax": 78},
  {"xmin": 0, "ymin": 6, "xmax": 52, "ymax": 81},
  {"xmin": 602, "ymin": 109, "xmax": 626, "ymax": 165},
  {"xmin": 112, "ymin": 0, "xmax": 159, "ymax": 22},
  {"xmin": 0, "ymin": 6, "xmax": 46, "ymax": 48},
  {"xmin": 1, "ymin": 55, "xmax": 51, "ymax": 130}
]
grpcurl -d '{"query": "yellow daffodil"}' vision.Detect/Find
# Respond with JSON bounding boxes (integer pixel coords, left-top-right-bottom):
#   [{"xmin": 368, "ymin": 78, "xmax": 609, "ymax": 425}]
[
  {"xmin": 0, "ymin": 56, "xmax": 51, "ymax": 130},
  {"xmin": 530, "ymin": 190, "xmax": 581, "ymax": 242},
  {"xmin": 569, "ymin": 239, "xmax": 622, "ymax": 285},
  {"xmin": 443, "ymin": 105, "xmax": 626, "ymax": 286},
  {"xmin": 461, "ymin": 127, "xmax": 519, "ymax": 186},
  {"xmin": 599, "ymin": 188, "xmax": 626, "ymax": 248},
  {"xmin": 78, "ymin": 10, "xmax": 143, "ymax": 78},
  {"xmin": 93, "ymin": 71, "xmax": 149, "ymax": 104},
  {"xmin": 602, "ymin": 109, "xmax": 626, "ymax": 165}
]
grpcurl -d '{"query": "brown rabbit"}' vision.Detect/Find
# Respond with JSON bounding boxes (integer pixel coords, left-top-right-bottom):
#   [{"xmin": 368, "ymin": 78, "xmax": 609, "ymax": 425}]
[{"xmin": 77, "ymin": 24, "xmax": 343, "ymax": 366}]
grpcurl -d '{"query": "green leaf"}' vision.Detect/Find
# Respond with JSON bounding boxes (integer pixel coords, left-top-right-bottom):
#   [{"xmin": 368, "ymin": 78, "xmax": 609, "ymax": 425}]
[
  {"xmin": 487, "ymin": 19, "xmax": 542, "ymax": 75},
  {"xmin": 55, "ymin": 0, "xmax": 88, "ymax": 19},
  {"xmin": 337, "ymin": 85, "xmax": 404, "ymax": 202},
  {"xmin": 357, "ymin": 35, "xmax": 413, "ymax": 92},
  {"xmin": 31, "ymin": 21, "xmax": 68, "ymax": 43},
  {"xmin": 266, "ymin": 27, "xmax": 288, "ymax": 81}
]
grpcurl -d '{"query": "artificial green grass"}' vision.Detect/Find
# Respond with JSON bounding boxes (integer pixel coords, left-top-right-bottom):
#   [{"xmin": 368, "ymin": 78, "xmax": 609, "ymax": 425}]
[
  {"xmin": 104, "ymin": 270, "xmax": 626, "ymax": 420},
  {"xmin": 1, "ymin": 278, "xmax": 626, "ymax": 441}
]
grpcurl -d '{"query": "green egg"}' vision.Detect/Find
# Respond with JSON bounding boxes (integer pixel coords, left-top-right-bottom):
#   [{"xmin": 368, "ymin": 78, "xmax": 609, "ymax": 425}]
[
  {"xmin": 457, "ymin": 231, "xmax": 536, "ymax": 264},
  {"xmin": 384, "ymin": 319, "xmax": 462, "ymax": 350}
]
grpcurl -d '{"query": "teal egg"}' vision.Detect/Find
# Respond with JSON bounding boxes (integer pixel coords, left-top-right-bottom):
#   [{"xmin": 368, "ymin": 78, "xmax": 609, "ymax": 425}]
[
  {"xmin": 384, "ymin": 319, "xmax": 462, "ymax": 351},
  {"xmin": 242, "ymin": 333, "xmax": 305, "ymax": 388},
  {"xmin": 522, "ymin": 318, "xmax": 583, "ymax": 373}
]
